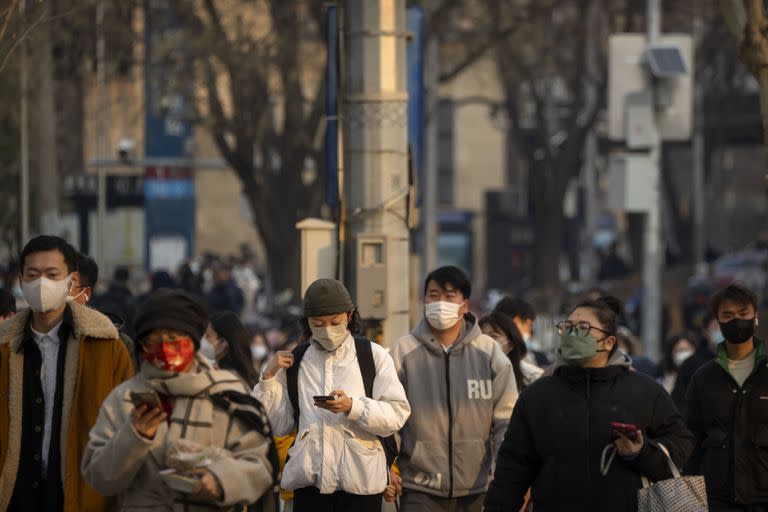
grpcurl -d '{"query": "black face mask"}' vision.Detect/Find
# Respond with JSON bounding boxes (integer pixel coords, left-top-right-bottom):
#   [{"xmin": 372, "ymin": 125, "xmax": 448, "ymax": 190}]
[{"xmin": 719, "ymin": 318, "xmax": 757, "ymax": 345}]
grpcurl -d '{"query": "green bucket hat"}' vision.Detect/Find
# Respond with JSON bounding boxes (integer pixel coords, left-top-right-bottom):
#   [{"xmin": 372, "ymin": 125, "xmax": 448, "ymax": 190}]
[{"xmin": 303, "ymin": 278, "xmax": 354, "ymax": 318}]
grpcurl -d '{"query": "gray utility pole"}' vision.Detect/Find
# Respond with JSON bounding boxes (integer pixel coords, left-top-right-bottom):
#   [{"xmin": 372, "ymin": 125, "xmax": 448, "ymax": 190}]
[
  {"xmin": 580, "ymin": 0, "xmax": 601, "ymax": 285},
  {"xmin": 642, "ymin": 0, "xmax": 664, "ymax": 361},
  {"xmin": 421, "ymin": 0, "xmax": 439, "ymax": 281},
  {"xmin": 692, "ymin": 5, "xmax": 706, "ymax": 277},
  {"xmin": 96, "ymin": 0, "xmax": 108, "ymax": 263},
  {"xmin": 344, "ymin": 1, "xmax": 410, "ymax": 346},
  {"xmin": 20, "ymin": 0, "xmax": 29, "ymax": 245}
]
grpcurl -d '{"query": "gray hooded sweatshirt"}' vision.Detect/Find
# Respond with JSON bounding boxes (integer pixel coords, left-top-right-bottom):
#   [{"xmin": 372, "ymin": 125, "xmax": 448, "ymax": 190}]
[{"xmin": 390, "ymin": 314, "xmax": 518, "ymax": 498}]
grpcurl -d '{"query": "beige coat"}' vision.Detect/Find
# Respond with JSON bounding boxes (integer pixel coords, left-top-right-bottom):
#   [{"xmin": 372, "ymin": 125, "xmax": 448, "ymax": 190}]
[
  {"xmin": 0, "ymin": 302, "xmax": 134, "ymax": 512},
  {"xmin": 81, "ymin": 357, "xmax": 275, "ymax": 511}
]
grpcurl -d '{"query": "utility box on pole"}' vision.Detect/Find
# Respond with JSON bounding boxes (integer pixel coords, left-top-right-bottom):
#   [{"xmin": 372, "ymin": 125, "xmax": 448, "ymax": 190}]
[
  {"xmin": 608, "ymin": 33, "xmax": 693, "ymax": 141},
  {"xmin": 344, "ymin": 1, "xmax": 410, "ymax": 346},
  {"xmin": 606, "ymin": 154, "xmax": 654, "ymax": 212},
  {"xmin": 297, "ymin": 218, "xmax": 337, "ymax": 298},
  {"xmin": 354, "ymin": 234, "xmax": 389, "ymax": 320},
  {"xmin": 605, "ymin": 4, "xmax": 693, "ymax": 360}
]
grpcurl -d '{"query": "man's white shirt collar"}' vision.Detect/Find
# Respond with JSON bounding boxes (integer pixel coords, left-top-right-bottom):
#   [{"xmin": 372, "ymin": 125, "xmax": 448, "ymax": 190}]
[{"xmin": 31, "ymin": 321, "xmax": 63, "ymax": 344}]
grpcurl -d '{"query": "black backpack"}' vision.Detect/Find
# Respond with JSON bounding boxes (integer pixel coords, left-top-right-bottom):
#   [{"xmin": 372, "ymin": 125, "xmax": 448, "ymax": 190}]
[{"xmin": 286, "ymin": 336, "xmax": 399, "ymax": 469}]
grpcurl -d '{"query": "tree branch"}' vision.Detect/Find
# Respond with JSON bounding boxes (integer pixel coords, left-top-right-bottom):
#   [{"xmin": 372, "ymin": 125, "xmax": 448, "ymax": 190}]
[
  {"xmin": 424, "ymin": 0, "xmax": 463, "ymax": 38},
  {"xmin": 439, "ymin": 23, "xmax": 521, "ymax": 83},
  {"xmin": 0, "ymin": 0, "xmax": 19, "ymax": 45},
  {"xmin": 720, "ymin": 0, "xmax": 748, "ymax": 46}
]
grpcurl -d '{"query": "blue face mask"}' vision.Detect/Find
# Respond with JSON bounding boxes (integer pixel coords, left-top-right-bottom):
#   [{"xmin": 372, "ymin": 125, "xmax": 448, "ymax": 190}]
[{"xmin": 710, "ymin": 329, "xmax": 725, "ymax": 345}]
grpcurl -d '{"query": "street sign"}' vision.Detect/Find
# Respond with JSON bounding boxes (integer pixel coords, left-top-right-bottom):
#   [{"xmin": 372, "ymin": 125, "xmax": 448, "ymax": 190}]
[{"xmin": 63, "ymin": 174, "xmax": 144, "ymax": 208}]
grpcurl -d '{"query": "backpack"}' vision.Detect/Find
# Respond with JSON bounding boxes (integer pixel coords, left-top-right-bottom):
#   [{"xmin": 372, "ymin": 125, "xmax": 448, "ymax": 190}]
[
  {"xmin": 286, "ymin": 336, "xmax": 399, "ymax": 469},
  {"xmin": 210, "ymin": 390, "xmax": 281, "ymax": 512}
]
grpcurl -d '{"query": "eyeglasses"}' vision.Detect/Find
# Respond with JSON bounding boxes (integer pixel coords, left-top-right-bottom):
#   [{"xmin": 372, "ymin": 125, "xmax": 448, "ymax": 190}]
[{"xmin": 555, "ymin": 321, "xmax": 611, "ymax": 339}]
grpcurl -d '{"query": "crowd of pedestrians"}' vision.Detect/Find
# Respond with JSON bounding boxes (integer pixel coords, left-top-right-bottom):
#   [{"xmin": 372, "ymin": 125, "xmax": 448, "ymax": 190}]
[{"xmin": 0, "ymin": 234, "xmax": 767, "ymax": 511}]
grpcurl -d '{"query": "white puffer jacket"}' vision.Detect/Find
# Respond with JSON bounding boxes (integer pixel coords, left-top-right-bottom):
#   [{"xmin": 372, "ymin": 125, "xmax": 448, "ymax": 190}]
[{"xmin": 252, "ymin": 334, "xmax": 410, "ymax": 495}]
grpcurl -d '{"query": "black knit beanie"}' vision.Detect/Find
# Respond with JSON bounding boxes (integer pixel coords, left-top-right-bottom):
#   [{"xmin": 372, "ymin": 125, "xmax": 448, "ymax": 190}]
[
  {"xmin": 303, "ymin": 278, "xmax": 354, "ymax": 317},
  {"xmin": 134, "ymin": 289, "xmax": 209, "ymax": 349}
]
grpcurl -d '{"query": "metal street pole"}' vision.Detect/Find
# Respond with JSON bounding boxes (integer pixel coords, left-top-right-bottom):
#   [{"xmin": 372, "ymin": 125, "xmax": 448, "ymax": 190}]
[
  {"xmin": 344, "ymin": 0, "xmax": 410, "ymax": 346},
  {"xmin": 96, "ymin": 0, "xmax": 108, "ymax": 261},
  {"xmin": 692, "ymin": 4, "xmax": 707, "ymax": 276},
  {"xmin": 581, "ymin": 0, "xmax": 601, "ymax": 285},
  {"xmin": 642, "ymin": 0, "xmax": 663, "ymax": 361},
  {"xmin": 20, "ymin": 0, "xmax": 29, "ymax": 246},
  {"xmin": 422, "ymin": 0, "xmax": 438, "ymax": 279}
]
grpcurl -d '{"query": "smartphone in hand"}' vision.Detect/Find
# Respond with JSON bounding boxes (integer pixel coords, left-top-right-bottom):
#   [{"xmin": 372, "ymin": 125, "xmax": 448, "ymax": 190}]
[
  {"xmin": 313, "ymin": 395, "xmax": 335, "ymax": 403},
  {"xmin": 610, "ymin": 421, "xmax": 639, "ymax": 440},
  {"xmin": 130, "ymin": 391, "xmax": 161, "ymax": 409}
]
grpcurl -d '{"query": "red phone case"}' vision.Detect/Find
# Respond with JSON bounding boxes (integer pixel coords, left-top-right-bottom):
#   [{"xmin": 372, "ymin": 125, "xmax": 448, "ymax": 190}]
[{"xmin": 611, "ymin": 422, "xmax": 638, "ymax": 438}]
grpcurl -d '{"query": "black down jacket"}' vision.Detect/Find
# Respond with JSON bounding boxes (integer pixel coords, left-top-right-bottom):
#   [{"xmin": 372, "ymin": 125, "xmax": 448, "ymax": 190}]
[
  {"xmin": 685, "ymin": 339, "xmax": 768, "ymax": 508},
  {"xmin": 485, "ymin": 352, "xmax": 695, "ymax": 512}
]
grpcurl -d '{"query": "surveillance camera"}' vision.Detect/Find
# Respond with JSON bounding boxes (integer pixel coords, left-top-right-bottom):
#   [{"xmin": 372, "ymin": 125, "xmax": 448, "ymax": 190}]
[{"xmin": 117, "ymin": 138, "xmax": 136, "ymax": 162}]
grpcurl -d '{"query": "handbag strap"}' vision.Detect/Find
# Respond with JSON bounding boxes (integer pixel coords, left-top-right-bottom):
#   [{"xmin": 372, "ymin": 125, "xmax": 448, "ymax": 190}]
[
  {"xmin": 600, "ymin": 444, "xmax": 617, "ymax": 476},
  {"xmin": 654, "ymin": 442, "xmax": 681, "ymax": 479},
  {"xmin": 603, "ymin": 441, "xmax": 681, "ymax": 484}
]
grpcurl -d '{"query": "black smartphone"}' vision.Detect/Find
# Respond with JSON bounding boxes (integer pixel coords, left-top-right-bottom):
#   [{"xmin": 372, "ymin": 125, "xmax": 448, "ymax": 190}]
[
  {"xmin": 313, "ymin": 395, "xmax": 335, "ymax": 403},
  {"xmin": 130, "ymin": 391, "xmax": 161, "ymax": 409}
]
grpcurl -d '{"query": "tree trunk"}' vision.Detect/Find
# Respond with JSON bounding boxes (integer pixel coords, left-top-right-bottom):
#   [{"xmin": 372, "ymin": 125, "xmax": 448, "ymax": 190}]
[
  {"xmin": 532, "ymin": 167, "xmax": 566, "ymax": 290},
  {"xmin": 533, "ymin": 203, "xmax": 565, "ymax": 290},
  {"xmin": 240, "ymin": 159, "xmax": 324, "ymax": 300},
  {"xmin": 758, "ymin": 68, "xmax": 768, "ymax": 195},
  {"xmin": 264, "ymin": 232, "xmax": 301, "ymax": 299}
]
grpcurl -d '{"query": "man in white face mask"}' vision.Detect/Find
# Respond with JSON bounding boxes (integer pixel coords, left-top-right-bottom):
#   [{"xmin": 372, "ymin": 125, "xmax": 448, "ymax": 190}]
[
  {"xmin": 0, "ymin": 235, "xmax": 134, "ymax": 512},
  {"xmin": 253, "ymin": 278, "xmax": 410, "ymax": 512},
  {"xmin": 389, "ymin": 266, "xmax": 518, "ymax": 512}
]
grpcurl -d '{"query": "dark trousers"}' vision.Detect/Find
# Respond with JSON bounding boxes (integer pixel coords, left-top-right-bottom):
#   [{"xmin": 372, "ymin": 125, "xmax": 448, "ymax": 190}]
[
  {"xmin": 293, "ymin": 486, "xmax": 382, "ymax": 512},
  {"xmin": 710, "ymin": 500, "xmax": 768, "ymax": 512},
  {"xmin": 400, "ymin": 490, "xmax": 485, "ymax": 512}
]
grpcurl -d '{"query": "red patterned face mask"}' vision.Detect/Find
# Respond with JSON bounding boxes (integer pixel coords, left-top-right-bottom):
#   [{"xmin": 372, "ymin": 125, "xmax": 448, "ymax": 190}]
[{"xmin": 142, "ymin": 338, "xmax": 196, "ymax": 373}]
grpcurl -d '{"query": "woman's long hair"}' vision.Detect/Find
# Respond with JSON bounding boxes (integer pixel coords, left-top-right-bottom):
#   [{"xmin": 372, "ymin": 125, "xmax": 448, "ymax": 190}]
[
  {"xmin": 479, "ymin": 311, "xmax": 528, "ymax": 391},
  {"xmin": 210, "ymin": 311, "xmax": 259, "ymax": 388}
]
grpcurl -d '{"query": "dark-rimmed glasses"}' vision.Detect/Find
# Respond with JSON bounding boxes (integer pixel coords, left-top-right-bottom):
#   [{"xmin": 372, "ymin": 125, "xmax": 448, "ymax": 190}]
[{"xmin": 555, "ymin": 320, "xmax": 611, "ymax": 339}]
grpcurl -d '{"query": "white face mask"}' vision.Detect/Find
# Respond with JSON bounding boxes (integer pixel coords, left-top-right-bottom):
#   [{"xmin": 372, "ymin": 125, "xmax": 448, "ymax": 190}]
[
  {"xmin": 310, "ymin": 322, "xmax": 349, "ymax": 351},
  {"xmin": 22, "ymin": 274, "xmax": 73, "ymax": 313},
  {"xmin": 251, "ymin": 344, "xmax": 268, "ymax": 360},
  {"xmin": 673, "ymin": 349, "xmax": 694, "ymax": 368},
  {"xmin": 425, "ymin": 301, "xmax": 463, "ymax": 330},
  {"xmin": 199, "ymin": 335, "xmax": 217, "ymax": 362}
]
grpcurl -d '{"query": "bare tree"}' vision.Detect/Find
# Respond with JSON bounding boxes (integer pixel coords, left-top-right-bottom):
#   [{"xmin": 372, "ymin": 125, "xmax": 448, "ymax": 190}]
[
  {"xmin": 167, "ymin": 0, "xmax": 328, "ymax": 295},
  {"xmin": 720, "ymin": 0, "xmax": 768, "ymax": 187},
  {"xmin": 480, "ymin": 0, "xmax": 620, "ymax": 290},
  {"xmin": 168, "ymin": 0, "xmax": 502, "ymax": 295}
]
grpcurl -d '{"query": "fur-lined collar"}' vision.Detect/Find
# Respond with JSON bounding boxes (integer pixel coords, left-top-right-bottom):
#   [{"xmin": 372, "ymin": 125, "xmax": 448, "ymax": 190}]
[{"xmin": 0, "ymin": 302, "xmax": 118, "ymax": 352}]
